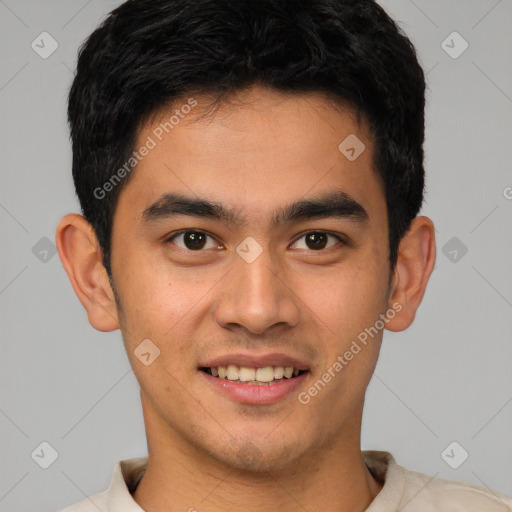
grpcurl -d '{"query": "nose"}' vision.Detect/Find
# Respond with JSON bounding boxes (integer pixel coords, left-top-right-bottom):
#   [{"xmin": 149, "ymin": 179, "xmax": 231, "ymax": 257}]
[{"xmin": 213, "ymin": 243, "xmax": 300, "ymax": 335}]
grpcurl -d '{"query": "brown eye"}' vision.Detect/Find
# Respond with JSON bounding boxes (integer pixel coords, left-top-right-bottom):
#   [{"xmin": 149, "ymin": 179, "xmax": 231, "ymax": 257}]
[
  {"xmin": 168, "ymin": 230, "xmax": 219, "ymax": 251},
  {"xmin": 305, "ymin": 232, "xmax": 328, "ymax": 250},
  {"xmin": 291, "ymin": 231, "xmax": 342, "ymax": 251}
]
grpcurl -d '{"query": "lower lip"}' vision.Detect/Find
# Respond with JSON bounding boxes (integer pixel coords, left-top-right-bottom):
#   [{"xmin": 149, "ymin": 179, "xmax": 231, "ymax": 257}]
[{"xmin": 199, "ymin": 370, "xmax": 309, "ymax": 405}]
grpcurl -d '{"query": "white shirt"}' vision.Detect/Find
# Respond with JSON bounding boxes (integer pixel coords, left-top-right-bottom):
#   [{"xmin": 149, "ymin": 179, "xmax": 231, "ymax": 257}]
[{"xmin": 58, "ymin": 451, "xmax": 512, "ymax": 511}]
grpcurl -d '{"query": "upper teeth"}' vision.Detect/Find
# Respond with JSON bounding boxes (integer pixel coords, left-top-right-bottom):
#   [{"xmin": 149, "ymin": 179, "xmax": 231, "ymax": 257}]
[{"xmin": 209, "ymin": 365, "xmax": 300, "ymax": 381}]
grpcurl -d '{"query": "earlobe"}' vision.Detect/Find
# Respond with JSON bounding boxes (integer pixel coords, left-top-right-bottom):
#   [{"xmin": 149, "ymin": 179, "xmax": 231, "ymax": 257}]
[
  {"xmin": 55, "ymin": 214, "xmax": 120, "ymax": 332},
  {"xmin": 385, "ymin": 216, "xmax": 436, "ymax": 332}
]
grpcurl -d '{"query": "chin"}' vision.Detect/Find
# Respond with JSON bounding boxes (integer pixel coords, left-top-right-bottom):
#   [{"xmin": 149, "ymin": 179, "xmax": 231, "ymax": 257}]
[{"xmin": 208, "ymin": 437, "xmax": 305, "ymax": 473}]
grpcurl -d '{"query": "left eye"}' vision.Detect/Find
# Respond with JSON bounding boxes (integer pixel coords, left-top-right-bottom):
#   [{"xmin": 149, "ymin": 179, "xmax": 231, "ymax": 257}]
[{"xmin": 291, "ymin": 232, "xmax": 342, "ymax": 251}]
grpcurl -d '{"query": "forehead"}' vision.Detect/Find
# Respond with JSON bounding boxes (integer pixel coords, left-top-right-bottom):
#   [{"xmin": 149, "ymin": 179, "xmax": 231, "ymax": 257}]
[{"xmin": 116, "ymin": 86, "xmax": 385, "ymax": 226}]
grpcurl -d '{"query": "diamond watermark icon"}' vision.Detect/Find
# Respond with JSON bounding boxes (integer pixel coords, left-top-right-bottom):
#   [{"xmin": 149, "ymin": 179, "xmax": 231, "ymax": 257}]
[
  {"xmin": 441, "ymin": 236, "xmax": 468, "ymax": 263},
  {"xmin": 31, "ymin": 441, "xmax": 59, "ymax": 469},
  {"xmin": 232, "ymin": 440, "xmax": 264, "ymax": 467},
  {"xmin": 134, "ymin": 339, "xmax": 161, "ymax": 366},
  {"xmin": 441, "ymin": 31, "xmax": 468, "ymax": 59},
  {"xmin": 338, "ymin": 134, "xmax": 365, "ymax": 161},
  {"xmin": 236, "ymin": 237, "xmax": 263, "ymax": 263},
  {"xmin": 32, "ymin": 236, "xmax": 57, "ymax": 263},
  {"xmin": 441, "ymin": 441, "xmax": 469, "ymax": 469},
  {"xmin": 31, "ymin": 32, "xmax": 59, "ymax": 59}
]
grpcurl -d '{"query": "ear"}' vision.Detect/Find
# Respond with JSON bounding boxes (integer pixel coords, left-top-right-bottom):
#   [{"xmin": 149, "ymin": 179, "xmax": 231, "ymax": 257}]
[
  {"xmin": 55, "ymin": 213, "xmax": 120, "ymax": 332},
  {"xmin": 385, "ymin": 216, "xmax": 436, "ymax": 332}
]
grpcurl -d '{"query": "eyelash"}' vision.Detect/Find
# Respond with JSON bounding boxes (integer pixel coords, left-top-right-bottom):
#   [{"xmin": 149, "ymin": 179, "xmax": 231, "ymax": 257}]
[{"xmin": 165, "ymin": 229, "xmax": 346, "ymax": 252}]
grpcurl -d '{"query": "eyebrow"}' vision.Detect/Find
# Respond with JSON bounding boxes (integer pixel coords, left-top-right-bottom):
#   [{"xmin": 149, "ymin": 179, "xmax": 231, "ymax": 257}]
[{"xmin": 141, "ymin": 189, "xmax": 368, "ymax": 227}]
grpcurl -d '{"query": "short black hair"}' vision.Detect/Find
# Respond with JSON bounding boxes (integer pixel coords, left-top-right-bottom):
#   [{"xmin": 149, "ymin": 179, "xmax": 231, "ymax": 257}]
[{"xmin": 68, "ymin": 0, "xmax": 426, "ymax": 280}]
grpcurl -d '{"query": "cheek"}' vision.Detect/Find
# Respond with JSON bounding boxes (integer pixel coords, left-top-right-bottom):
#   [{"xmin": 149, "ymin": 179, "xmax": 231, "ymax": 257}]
[
  {"xmin": 307, "ymin": 260, "xmax": 388, "ymax": 335},
  {"xmin": 114, "ymin": 251, "xmax": 217, "ymax": 366},
  {"xmin": 112, "ymin": 248, "xmax": 178, "ymax": 341},
  {"xmin": 308, "ymin": 264, "xmax": 386, "ymax": 399}
]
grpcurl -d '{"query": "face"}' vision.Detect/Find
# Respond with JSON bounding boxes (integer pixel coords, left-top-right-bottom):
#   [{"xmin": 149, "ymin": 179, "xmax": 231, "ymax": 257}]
[{"xmin": 110, "ymin": 86, "xmax": 393, "ymax": 472}]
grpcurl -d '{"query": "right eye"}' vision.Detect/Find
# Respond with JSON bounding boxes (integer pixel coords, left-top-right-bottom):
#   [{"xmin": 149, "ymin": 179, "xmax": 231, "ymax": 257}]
[{"xmin": 166, "ymin": 230, "xmax": 222, "ymax": 251}]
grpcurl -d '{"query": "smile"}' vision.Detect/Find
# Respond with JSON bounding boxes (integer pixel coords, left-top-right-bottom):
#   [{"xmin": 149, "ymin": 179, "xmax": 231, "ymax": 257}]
[{"xmin": 200, "ymin": 364, "xmax": 308, "ymax": 385}]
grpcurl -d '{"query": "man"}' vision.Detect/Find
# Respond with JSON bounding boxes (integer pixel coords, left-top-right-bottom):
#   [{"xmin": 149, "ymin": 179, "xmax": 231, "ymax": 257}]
[{"xmin": 56, "ymin": 0, "xmax": 512, "ymax": 510}]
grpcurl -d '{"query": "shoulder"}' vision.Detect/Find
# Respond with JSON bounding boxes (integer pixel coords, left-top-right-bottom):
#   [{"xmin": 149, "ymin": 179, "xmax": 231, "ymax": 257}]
[
  {"xmin": 401, "ymin": 464, "xmax": 512, "ymax": 511},
  {"xmin": 56, "ymin": 457, "xmax": 147, "ymax": 512},
  {"xmin": 363, "ymin": 450, "xmax": 512, "ymax": 511}
]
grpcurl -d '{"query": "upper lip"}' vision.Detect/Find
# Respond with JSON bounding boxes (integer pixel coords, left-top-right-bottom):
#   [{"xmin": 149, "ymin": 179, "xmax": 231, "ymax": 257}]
[{"xmin": 199, "ymin": 352, "xmax": 310, "ymax": 371}]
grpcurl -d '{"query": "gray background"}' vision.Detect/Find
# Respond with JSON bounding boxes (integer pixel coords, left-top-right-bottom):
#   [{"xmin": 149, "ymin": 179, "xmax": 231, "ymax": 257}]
[{"xmin": 1, "ymin": 1, "xmax": 511, "ymax": 510}]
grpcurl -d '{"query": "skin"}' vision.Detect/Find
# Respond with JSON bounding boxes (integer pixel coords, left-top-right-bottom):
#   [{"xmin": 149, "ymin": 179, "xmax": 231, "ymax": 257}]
[{"xmin": 56, "ymin": 85, "xmax": 436, "ymax": 512}]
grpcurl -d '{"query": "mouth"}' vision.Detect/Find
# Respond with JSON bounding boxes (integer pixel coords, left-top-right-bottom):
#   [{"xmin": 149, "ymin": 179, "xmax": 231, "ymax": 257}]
[
  {"xmin": 200, "ymin": 365, "xmax": 309, "ymax": 385},
  {"xmin": 197, "ymin": 352, "xmax": 312, "ymax": 404}
]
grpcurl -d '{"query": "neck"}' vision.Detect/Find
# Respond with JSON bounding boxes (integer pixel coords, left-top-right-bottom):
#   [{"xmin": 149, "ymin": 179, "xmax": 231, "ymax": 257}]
[{"xmin": 133, "ymin": 399, "xmax": 383, "ymax": 512}]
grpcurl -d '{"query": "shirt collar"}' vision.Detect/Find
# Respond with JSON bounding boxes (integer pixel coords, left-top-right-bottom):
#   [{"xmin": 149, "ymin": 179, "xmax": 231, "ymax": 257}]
[
  {"xmin": 364, "ymin": 451, "xmax": 405, "ymax": 510},
  {"xmin": 107, "ymin": 457, "xmax": 147, "ymax": 512}
]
